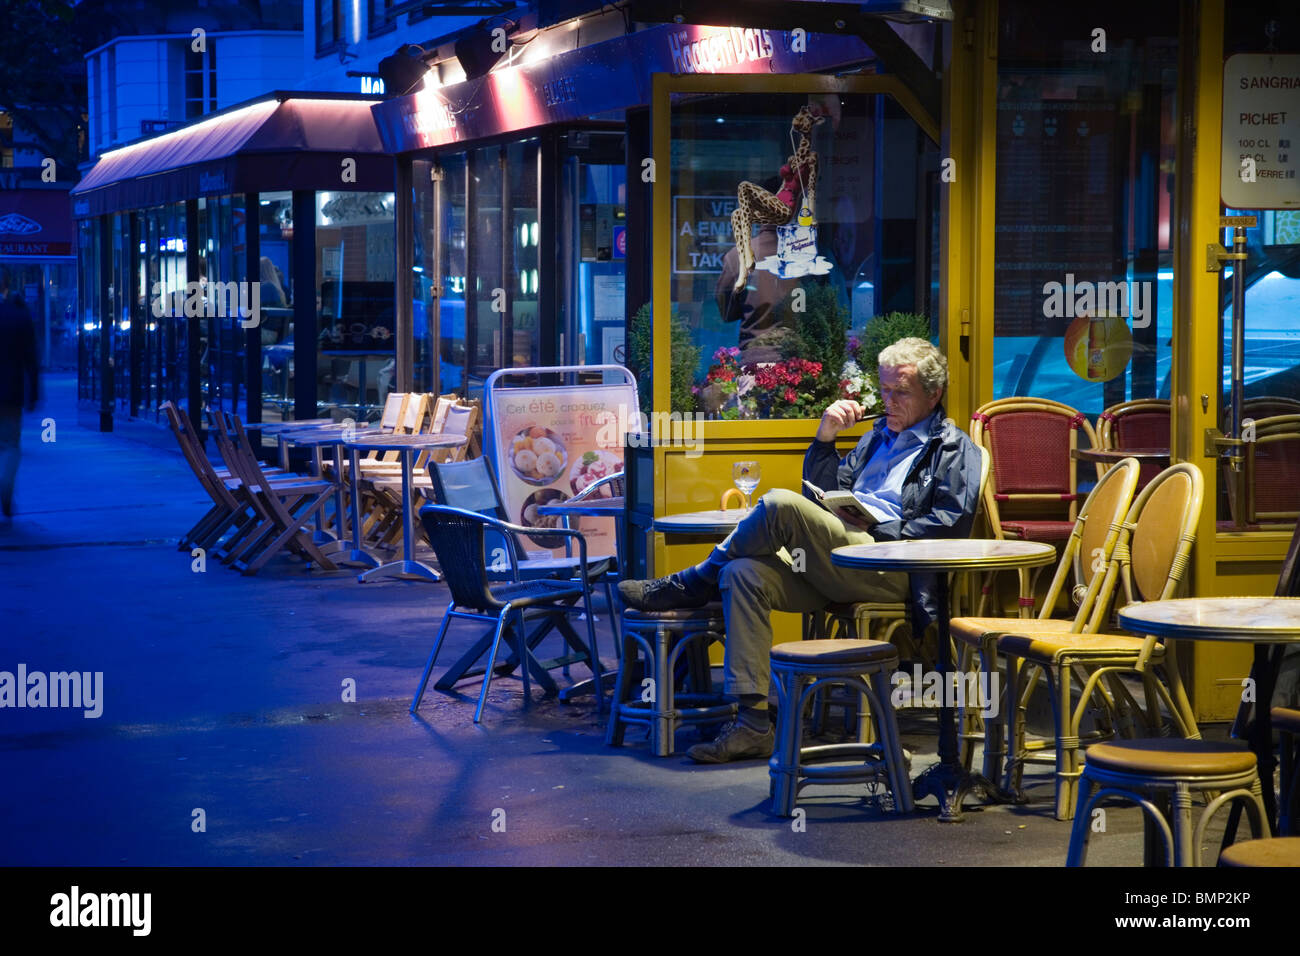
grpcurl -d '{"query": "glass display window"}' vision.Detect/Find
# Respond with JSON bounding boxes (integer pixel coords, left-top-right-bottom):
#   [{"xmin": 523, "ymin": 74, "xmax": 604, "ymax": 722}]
[{"xmin": 658, "ymin": 78, "xmax": 939, "ymax": 422}]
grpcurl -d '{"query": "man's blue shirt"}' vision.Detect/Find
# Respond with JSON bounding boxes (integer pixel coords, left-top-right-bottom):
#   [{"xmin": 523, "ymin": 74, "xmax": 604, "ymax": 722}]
[{"xmin": 850, "ymin": 412, "xmax": 937, "ymax": 521}]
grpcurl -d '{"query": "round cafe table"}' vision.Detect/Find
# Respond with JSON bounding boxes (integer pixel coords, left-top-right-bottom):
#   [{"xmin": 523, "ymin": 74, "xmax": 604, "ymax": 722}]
[
  {"xmin": 1118, "ymin": 596, "xmax": 1300, "ymax": 835},
  {"xmin": 832, "ymin": 539, "xmax": 1057, "ymax": 822},
  {"xmin": 1071, "ymin": 447, "xmax": 1170, "ymax": 466},
  {"xmin": 653, "ymin": 508, "xmax": 752, "ymax": 536}
]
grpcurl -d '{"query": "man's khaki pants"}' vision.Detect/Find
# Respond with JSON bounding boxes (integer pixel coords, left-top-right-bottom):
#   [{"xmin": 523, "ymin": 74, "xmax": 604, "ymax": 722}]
[{"xmin": 715, "ymin": 488, "xmax": 910, "ymax": 698}]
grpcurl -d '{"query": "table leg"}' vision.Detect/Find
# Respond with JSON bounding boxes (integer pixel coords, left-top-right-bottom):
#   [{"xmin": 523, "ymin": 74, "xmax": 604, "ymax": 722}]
[
  {"xmin": 309, "ymin": 445, "xmax": 339, "ymax": 549},
  {"xmin": 342, "ymin": 445, "xmax": 379, "ymax": 569},
  {"xmin": 358, "ymin": 447, "xmax": 442, "ymax": 583}
]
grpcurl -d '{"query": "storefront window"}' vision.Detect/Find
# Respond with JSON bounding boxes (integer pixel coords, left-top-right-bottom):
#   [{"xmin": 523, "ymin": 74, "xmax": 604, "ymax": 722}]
[
  {"xmin": 993, "ymin": 0, "xmax": 1179, "ymax": 417},
  {"xmin": 258, "ymin": 191, "xmax": 295, "ymax": 421},
  {"xmin": 315, "ymin": 189, "xmax": 395, "ymax": 419},
  {"xmin": 668, "ymin": 90, "xmax": 934, "ymax": 419},
  {"xmin": 197, "ymin": 194, "xmax": 246, "ymax": 416},
  {"xmin": 572, "ymin": 155, "xmax": 627, "ymax": 366},
  {"xmin": 1216, "ymin": 3, "xmax": 1300, "ymax": 530},
  {"xmin": 412, "ymin": 156, "xmax": 466, "ymax": 396},
  {"xmin": 77, "ymin": 219, "xmax": 101, "ymax": 402}
]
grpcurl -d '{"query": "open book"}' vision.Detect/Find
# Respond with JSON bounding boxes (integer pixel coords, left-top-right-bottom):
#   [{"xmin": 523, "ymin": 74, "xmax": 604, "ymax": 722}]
[{"xmin": 802, "ymin": 480, "xmax": 880, "ymax": 531}]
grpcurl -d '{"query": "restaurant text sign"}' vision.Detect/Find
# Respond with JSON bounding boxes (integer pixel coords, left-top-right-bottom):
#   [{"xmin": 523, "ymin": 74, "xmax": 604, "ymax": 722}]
[{"xmin": 1222, "ymin": 54, "xmax": 1300, "ymax": 209}]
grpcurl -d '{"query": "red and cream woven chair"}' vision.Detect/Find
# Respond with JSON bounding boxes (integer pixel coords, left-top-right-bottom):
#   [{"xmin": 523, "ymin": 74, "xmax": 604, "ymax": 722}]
[
  {"xmin": 970, "ymin": 397, "xmax": 1101, "ymax": 546},
  {"xmin": 1098, "ymin": 398, "xmax": 1170, "ymax": 489}
]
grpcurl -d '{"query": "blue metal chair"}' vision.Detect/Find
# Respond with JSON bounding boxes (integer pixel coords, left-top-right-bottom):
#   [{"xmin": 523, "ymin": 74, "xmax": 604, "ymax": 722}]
[{"xmin": 413, "ymin": 505, "xmax": 603, "ymax": 723}]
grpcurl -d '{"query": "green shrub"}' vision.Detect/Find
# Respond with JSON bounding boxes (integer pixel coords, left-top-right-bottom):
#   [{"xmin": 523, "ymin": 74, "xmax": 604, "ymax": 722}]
[{"xmin": 626, "ymin": 302, "xmax": 698, "ymax": 417}]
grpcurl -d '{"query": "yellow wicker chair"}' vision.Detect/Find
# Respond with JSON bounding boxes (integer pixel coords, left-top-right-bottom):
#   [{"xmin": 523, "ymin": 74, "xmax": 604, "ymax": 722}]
[
  {"xmin": 997, "ymin": 462, "xmax": 1205, "ymax": 820},
  {"xmin": 952, "ymin": 457, "xmax": 1140, "ymax": 791}
]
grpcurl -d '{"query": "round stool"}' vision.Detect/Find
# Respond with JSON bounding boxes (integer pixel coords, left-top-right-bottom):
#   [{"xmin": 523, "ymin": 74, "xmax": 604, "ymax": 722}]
[
  {"xmin": 1066, "ymin": 738, "xmax": 1270, "ymax": 867},
  {"xmin": 1218, "ymin": 836, "xmax": 1300, "ymax": 866},
  {"xmin": 605, "ymin": 604, "xmax": 736, "ymax": 757},
  {"xmin": 1273, "ymin": 706, "xmax": 1300, "ymax": 836},
  {"xmin": 768, "ymin": 638, "xmax": 913, "ymax": 817}
]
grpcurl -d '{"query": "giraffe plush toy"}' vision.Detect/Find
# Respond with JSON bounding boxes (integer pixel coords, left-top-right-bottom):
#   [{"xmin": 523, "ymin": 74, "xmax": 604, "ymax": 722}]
[{"xmin": 730, "ymin": 105, "xmax": 823, "ymax": 293}]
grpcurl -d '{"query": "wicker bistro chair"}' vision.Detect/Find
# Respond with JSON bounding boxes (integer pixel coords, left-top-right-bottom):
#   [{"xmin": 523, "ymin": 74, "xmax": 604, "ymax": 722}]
[
  {"xmin": 1098, "ymin": 398, "xmax": 1170, "ymax": 489},
  {"xmin": 412, "ymin": 505, "xmax": 603, "ymax": 723},
  {"xmin": 1066, "ymin": 738, "xmax": 1270, "ymax": 866},
  {"xmin": 996, "ymin": 463, "xmax": 1205, "ymax": 821},
  {"xmin": 970, "ymin": 397, "xmax": 1102, "ymax": 545},
  {"xmin": 606, "ymin": 605, "xmax": 736, "ymax": 757},
  {"xmin": 950, "ymin": 457, "xmax": 1141, "ymax": 795},
  {"xmin": 1225, "ymin": 415, "xmax": 1300, "ymax": 530}
]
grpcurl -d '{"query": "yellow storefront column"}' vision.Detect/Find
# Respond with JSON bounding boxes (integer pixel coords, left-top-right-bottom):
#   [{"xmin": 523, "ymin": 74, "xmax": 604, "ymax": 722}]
[
  {"xmin": 941, "ymin": 0, "xmax": 999, "ymax": 422},
  {"xmin": 1170, "ymin": 0, "xmax": 1292, "ymax": 721}
]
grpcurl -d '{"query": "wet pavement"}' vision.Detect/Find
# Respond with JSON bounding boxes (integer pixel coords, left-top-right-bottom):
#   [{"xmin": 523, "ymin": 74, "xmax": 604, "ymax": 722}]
[{"xmin": 0, "ymin": 375, "xmax": 1246, "ymax": 866}]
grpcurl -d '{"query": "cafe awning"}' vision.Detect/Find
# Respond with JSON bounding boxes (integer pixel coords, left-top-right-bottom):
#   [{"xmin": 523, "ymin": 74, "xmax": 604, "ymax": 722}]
[{"xmin": 71, "ymin": 94, "xmax": 394, "ymax": 218}]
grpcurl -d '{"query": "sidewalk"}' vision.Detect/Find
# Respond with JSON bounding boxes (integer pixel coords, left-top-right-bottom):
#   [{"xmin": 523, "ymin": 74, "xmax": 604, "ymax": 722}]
[{"xmin": 0, "ymin": 375, "xmax": 1214, "ymax": 865}]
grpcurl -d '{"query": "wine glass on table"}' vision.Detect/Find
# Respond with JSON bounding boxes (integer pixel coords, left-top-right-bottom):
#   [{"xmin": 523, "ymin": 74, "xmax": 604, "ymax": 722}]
[{"xmin": 732, "ymin": 460, "xmax": 761, "ymax": 509}]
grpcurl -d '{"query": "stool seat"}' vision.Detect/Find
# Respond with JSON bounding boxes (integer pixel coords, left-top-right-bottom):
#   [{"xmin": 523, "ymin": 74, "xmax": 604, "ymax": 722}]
[
  {"xmin": 1218, "ymin": 837, "xmax": 1300, "ymax": 867},
  {"xmin": 1084, "ymin": 739, "xmax": 1257, "ymax": 777},
  {"xmin": 997, "ymin": 631, "xmax": 1159, "ymax": 663},
  {"xmin": 772, "ymin": 638, "xmax": 895, "ymax": 666},
  {"xmin": 622, "ymin": 603, "xmax": 724, "ymax": 623},
  {"xmin": 1272, "ymin": 706, "xmax": 1300, "ymax": 734}
]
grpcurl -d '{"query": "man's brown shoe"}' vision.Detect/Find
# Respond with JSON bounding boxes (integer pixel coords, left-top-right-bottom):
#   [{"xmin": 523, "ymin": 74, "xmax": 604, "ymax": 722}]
[{"xmin": 686, "ymin": 717, "xmax": 774, "ymax": 764}]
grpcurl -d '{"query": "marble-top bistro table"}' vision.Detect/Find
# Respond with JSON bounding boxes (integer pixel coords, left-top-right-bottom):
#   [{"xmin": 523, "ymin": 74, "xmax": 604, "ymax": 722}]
[
  {"xmin": 1118, "ymin": 597, "xmax": 1300, "ymax": 834},
  {"xmin": 832, "ymin": 539, "xmax": 1057, "ymax": 821},
  {"xmin": 341, "ymin": 433, "xmax": 468, "ymax": 583},
  {"xmin": 653, "ymin": 508, "xmax": 752, "ymax": 536},
  {"xmin": 538, "ymin": 497, "xmax": 627, "ymax": 576}
]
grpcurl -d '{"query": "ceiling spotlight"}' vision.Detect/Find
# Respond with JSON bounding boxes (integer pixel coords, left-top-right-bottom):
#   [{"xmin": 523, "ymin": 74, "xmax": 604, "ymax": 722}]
[{"xmin": 377, "ymin": 44, "xmax": 428, "ymax": 97}]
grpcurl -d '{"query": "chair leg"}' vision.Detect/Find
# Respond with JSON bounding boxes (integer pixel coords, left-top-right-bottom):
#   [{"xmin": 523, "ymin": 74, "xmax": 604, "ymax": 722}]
[
  {"xmin": 605, "ymin": 625, "xmax": 634, "ymax": 747},
  {"xmin": 1171, "ymin": 782, "xmax": 1194, "ymax": 867},
  {"xmin": 411, "ymin": 610, "xmax": 455, "ymax": 713},
  {"xmin": 474, "ymin": 610, "xmax": 512, "ymax": 724},
  {"xmin": 769, "ymin": 668, "xmax": 802, "ymax": 816},
  {"xmin": 653, "ymin": 625, "xmax": 672, "ymax": 757},
  {"xmin": 870, "ymin": 666, "xmax": 913, "ymax": 814}
]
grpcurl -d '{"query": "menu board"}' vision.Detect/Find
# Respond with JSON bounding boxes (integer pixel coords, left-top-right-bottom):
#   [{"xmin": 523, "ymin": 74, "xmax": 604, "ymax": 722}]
[
  {"xmin": 994, "ymin": 94, "xmax": 1118, "ymax": 337},
  {"xmin": 487, "ymin": 383, "xmax": 635, "ymax": 559},
  {"xmin": 1221, "ymin": 54, "xmax": 1300, "ymax": 209}
]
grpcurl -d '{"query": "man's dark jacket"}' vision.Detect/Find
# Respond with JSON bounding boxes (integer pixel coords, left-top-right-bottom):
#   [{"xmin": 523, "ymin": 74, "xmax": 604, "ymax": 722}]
[
  {"xmin": 802, "ymin": 405, "xmax": 984, "ymax": 633},
  {"xmin": 0, "ymin": 293, "xmax": 39, "ymax": 409}
]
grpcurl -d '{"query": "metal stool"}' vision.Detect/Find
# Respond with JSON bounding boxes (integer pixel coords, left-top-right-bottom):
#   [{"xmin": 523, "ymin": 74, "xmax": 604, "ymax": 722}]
[
  {"xmin": 1066, "ymin": 739, "xmax": 1270, "ymax": 867},
  {"xmin": 1274, "ymin": 706, "xmax": 1300, "ymax": 836},
  {"xmin": 606, "ymin": 604, "xmax": 736, "ymax": 757},
  {"xmin": 768, "ymin": 639, "xmax": 914, "ymax": 817},
  {"xmin": 1218, "ymin": 836, "xmax": 1300, "ymax": 866}
]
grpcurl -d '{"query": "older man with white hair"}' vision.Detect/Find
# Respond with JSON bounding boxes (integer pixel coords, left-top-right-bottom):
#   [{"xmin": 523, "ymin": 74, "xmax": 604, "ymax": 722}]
[{"xmin": 619, "ymin": 337, "xmax": 984, "ymax": 763}]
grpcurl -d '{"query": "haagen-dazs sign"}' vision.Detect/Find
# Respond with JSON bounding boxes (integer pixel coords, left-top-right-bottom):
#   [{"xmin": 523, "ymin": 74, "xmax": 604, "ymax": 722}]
[{"xmin": 0, "ymin": 213, "xmax": 41, "ymax": 235}]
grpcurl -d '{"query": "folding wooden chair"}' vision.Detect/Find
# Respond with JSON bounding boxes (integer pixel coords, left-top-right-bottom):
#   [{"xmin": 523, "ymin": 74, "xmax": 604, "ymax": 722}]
[{"xmin": 209, "ymin": 410, "xmax": 340, "ymax": 575}]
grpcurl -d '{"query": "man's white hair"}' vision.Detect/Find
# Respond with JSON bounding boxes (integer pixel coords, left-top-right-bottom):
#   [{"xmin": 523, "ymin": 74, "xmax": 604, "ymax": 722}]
[{"xmin": 877, "ymin": 337, "xmax": 947, "ymax": 396}]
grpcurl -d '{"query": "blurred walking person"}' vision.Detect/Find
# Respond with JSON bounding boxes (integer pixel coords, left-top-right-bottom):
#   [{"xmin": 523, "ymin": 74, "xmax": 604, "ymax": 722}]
[{"xmin": 0, "ymin": 273, "xmax": 40, "ymax": 523}]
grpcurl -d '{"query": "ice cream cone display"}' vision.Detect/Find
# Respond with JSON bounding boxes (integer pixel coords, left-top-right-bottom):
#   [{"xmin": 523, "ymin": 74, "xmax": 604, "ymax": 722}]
[{"xmin": 1064, "ymin": 312, "xmax": 1133, "ymax": 382}]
